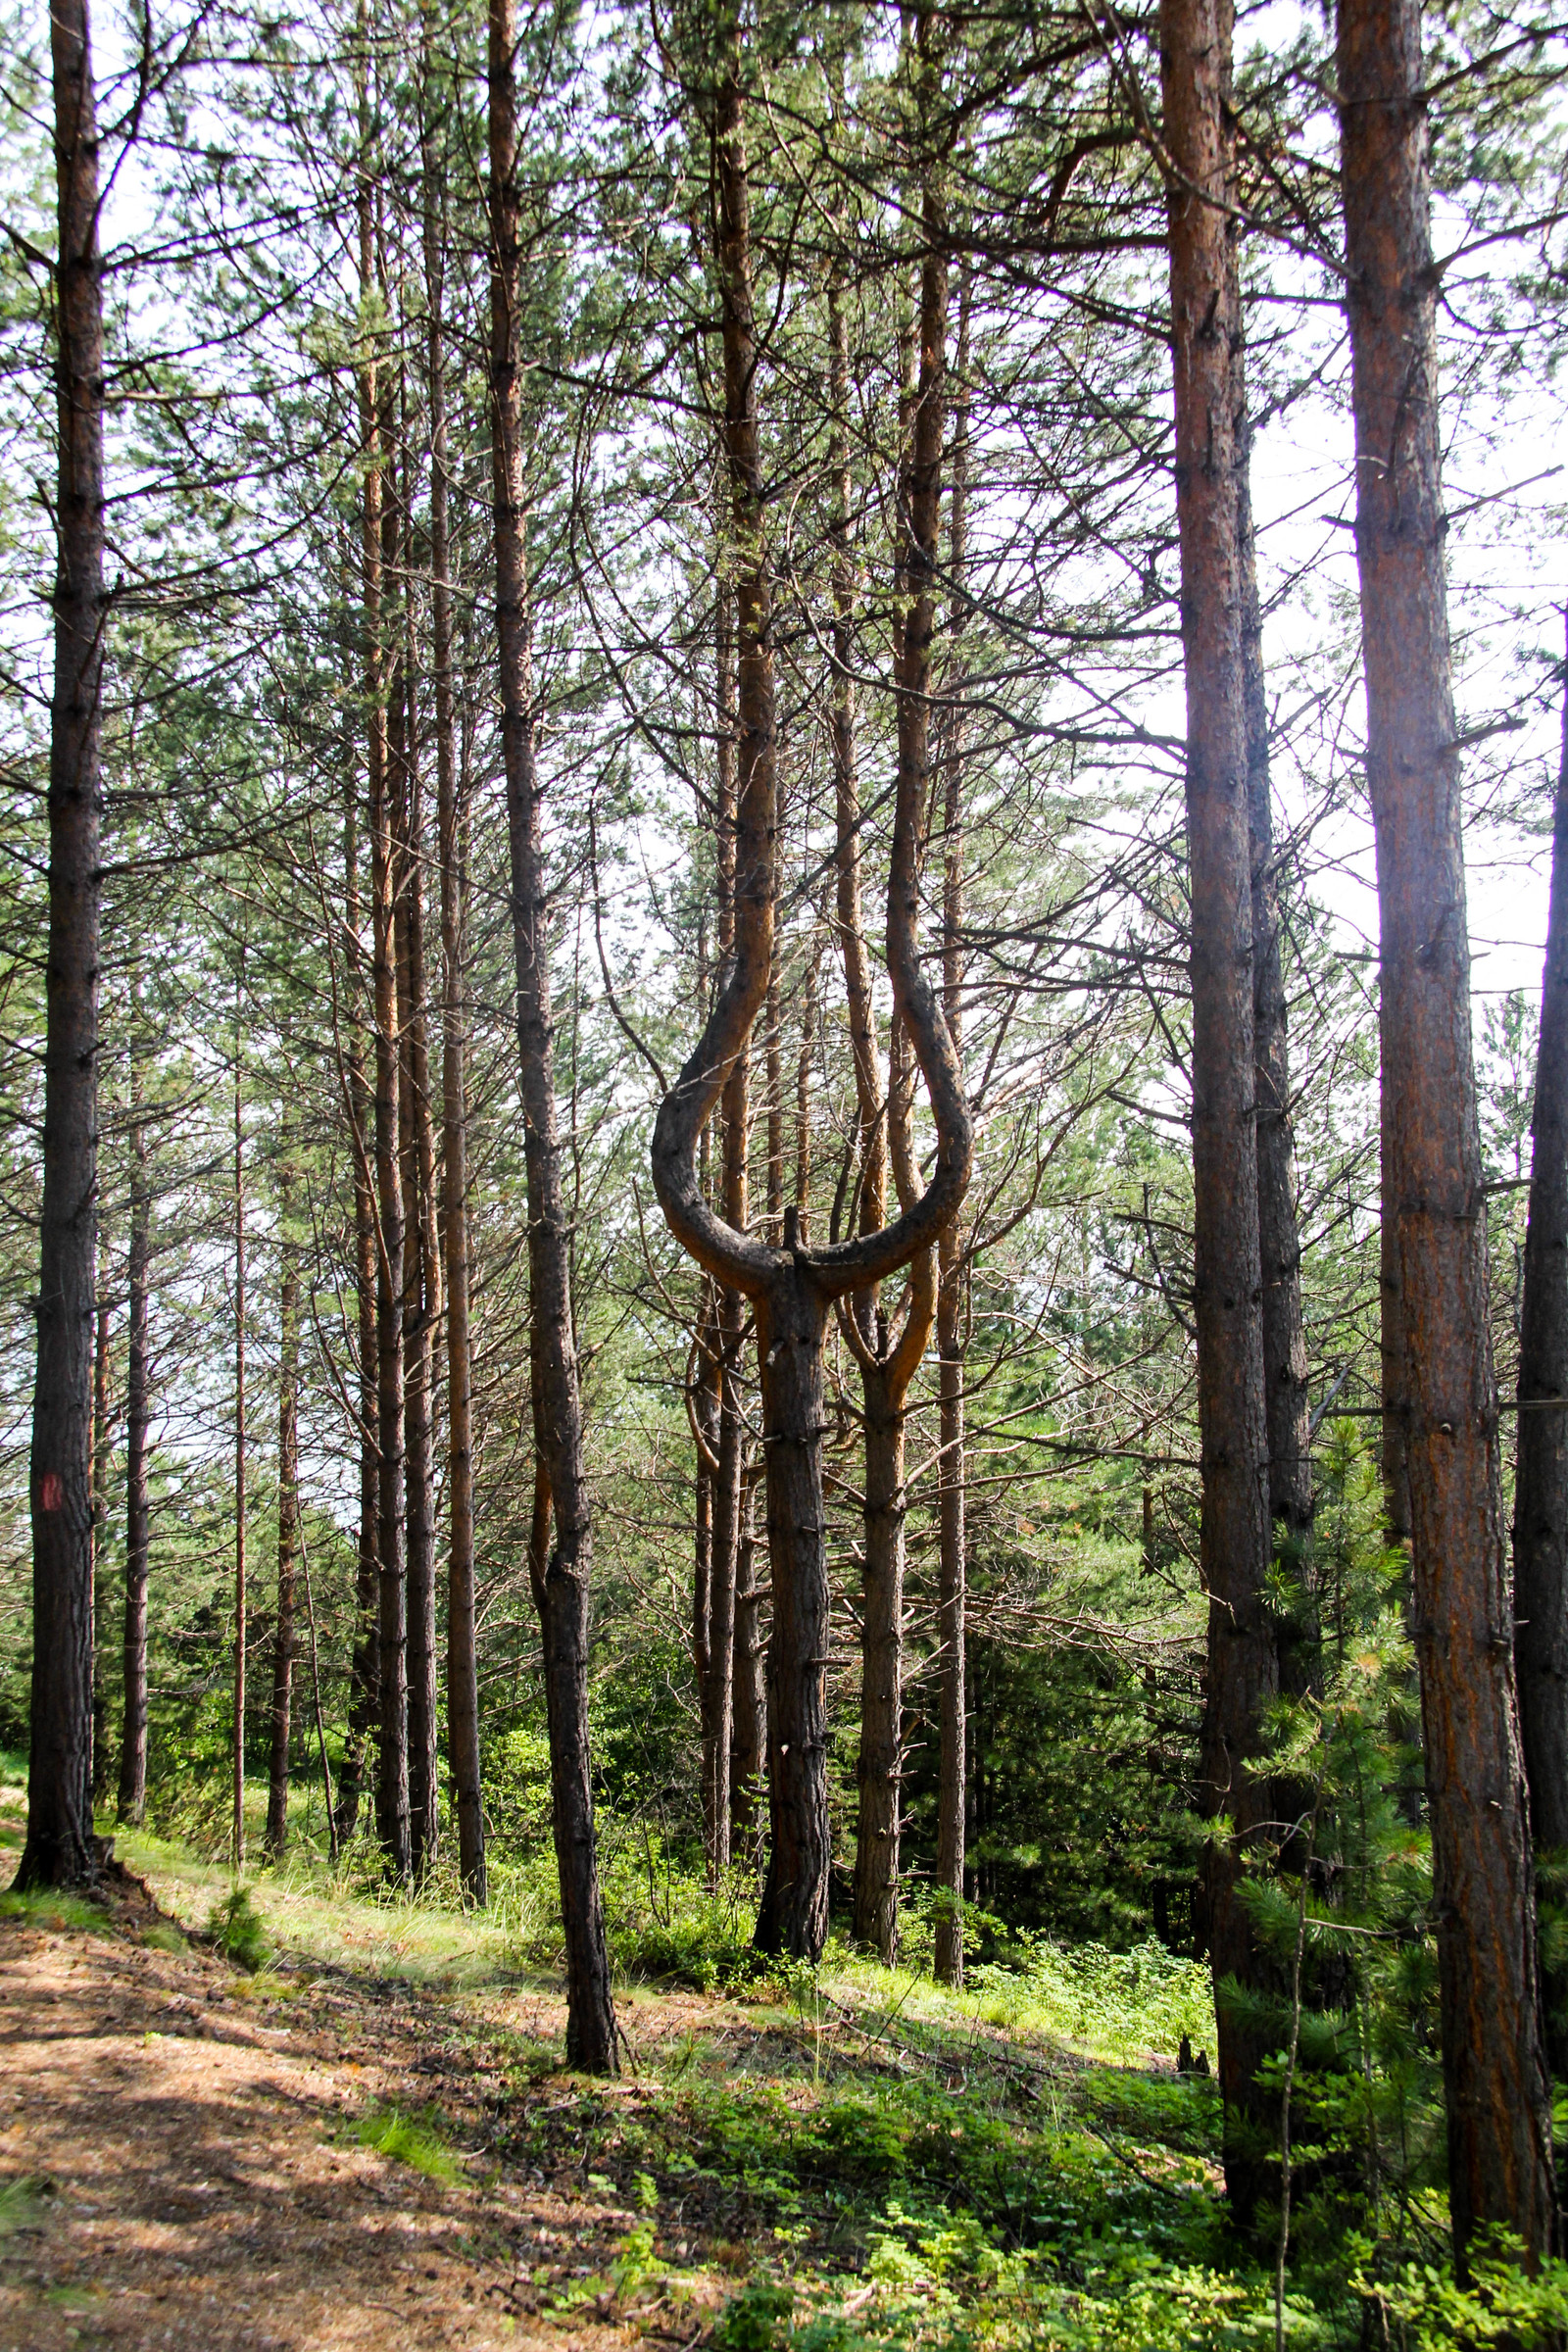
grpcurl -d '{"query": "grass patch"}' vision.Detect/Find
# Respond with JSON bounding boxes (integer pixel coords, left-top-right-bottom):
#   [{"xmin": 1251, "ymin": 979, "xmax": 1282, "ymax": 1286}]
[
  {"xmin": 354, "ymin": 2104, "xmax": 464, "ymax": 2184},
  {"xmin": 0, "ymin": 2174, "xmax": 54, "ymax": 2238},
  {"xmin": 0, "ymin": 1886, "xmax": 111, "ymax": 1936}
]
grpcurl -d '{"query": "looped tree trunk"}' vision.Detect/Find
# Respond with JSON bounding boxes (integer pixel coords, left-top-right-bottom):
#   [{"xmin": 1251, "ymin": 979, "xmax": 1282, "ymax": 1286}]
[{"xmin": 651, "ymin": 28, "xmax": 969, "ymax": 1964}]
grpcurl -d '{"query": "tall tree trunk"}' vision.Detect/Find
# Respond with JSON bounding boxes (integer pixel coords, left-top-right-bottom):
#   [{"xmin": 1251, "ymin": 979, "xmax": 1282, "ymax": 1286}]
[
  {"xmin": 90, "ymin": 1228, "xmax": 109, "ymax": 1800},
  {"xmin": 397, "ymin": 611, "xmax": 440, "ymax": 1883},
  {"xmin": 1239, "ymin": 396, "xmax": 1313, "ymax": 1621},
  {"xmin": 705, "ymin": 592, "xmax": 745, "ymax": 1878},
  {"xmin": 266, "ymin": 1157, "xmax": 300, "ymax": 1861},
  {"xmin": 361, "ymin": 176, "xmax": 410, "ymax": 1886},
  {"xmin": 933, "ymin": 264, "xmax": 970, "ymax": 1991},
  {"xmin": 730, "ymin": 1458, "xmax": 764, "ymax": 1852},
  {"xmin": 424, "ymin": 50, "xmax": 483, "ymax": 1903},
  {"xmin": 1160, "ymin": 0, "xmax": 1277, "ymax": 2224},
  {"xmin": 335, "ymin": 768, "xmax": 380, "ymax": 1849},
  {"xmin": 1515, "ymin": 629, "xmax": 1568, "ymax": 2076},
  {"xmin": 119, "ymin": 998, "xmax": 151, "ymax": 1829},
  {"xmin": 18, "ymin": 0, "xmax": 105, "ymax": 1893},
  {"xmin": 232, "ymin": 966, "xmax": 248, "ymax": 1872},
  {"xmin": 1338, "ymin": 0, "xmax": 1556, "ymax": 2264},
  {"xmin": 489, "ymin": 0, "xmax": 617, "ymax": 2073},
  {"xmin": 653, "ymin": 25, "xmax": 970, "ymax": 1964}
]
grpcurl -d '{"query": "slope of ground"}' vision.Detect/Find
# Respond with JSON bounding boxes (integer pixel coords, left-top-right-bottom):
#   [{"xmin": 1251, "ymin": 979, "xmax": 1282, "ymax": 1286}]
[{"xmin": 1, "ymin": 1788, "xmax": 1255, "ymax": 2352}]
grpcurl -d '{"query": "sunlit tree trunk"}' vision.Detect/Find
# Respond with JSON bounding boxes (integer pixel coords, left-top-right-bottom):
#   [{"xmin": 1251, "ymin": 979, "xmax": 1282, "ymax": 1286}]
[
  {"xmin": 933, "ymin": 264, "xmax": 970, "ymax": 1990},
  {"xmin": 266, "ymin": 1158, "xmax": 299, "ymax": 1861},
  {"xmin": 335, "ymin": 770, "xmax": 380, "ymax": 1849},
  {"xmin": 18, "ymin": 0, "xmax": 105, "ymax": 1893},
  {"xmin": 232, "ymin": 966, "xmax": 248, "ymax": 1872},
  {"xmin": 1515, "ymin": 631, "xmax": 1568, "ymax": 2073},
  {"xmin": 424, "ymin": 42, "xmax": 483, "ymax": 1900},
  {"xmin": 1338, "ymin": 0, "xmax": 1556, "ymax": 2263},
  {"xmin": 119, "ymin": 985, "xmax": 151, "ymax": 1829},
  {"xmin": 1160, "ymin": 0, "xmax": 1277, "ymax": 2222},
  {"xmin": 489, "ymin": 0, "xmax": 616, "ymax": 2070}
]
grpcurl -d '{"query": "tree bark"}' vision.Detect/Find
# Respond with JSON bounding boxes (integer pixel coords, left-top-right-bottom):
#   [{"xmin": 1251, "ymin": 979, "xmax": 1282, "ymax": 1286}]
[
  {"xmin": 90, "ymin": 1229, "xmax": 109, "ymax": 1800},
  {"xmin": 1160, "ymin": 0, "xmax": 1277, "ymax": 2224},
  {"xmin": 396, "ymin": 626, "xmax": 440, "ymax": 1884},
  {"xmin": 490, "ymin": 0, "xmax": 617, "ymax": 2073},
  {"xmin": 425, "ymin": 54, "xmax": 483, "ymax": 1901},
  {"xmin": 730, "ymin": 1458, "xmax": 765, "ymax": 1853},
  {"xmin": 119, "ymin": 992, "xmax": 151, "ymax": 1829},
  {"xmin": 705, "ymin": 593, "xmax": 745, "ymax": 1876},
  {"xmin": 18, "ymin": 0, "xmax": 105, "ymax": 1893},
  {"xmin": 1338, "ymin": 0, "xmax": 1556, "ymax": 2264},
  {"xmin": 266, "ymin": 1156, "xmax": 299, "ymax": 1861},
  {"xmin": 653, "ymin": 28, "xmax": 970, "ymax": 1963},
  {"xmin": 232, "ymin": 967, "xmax": 248, "ymax": 1872},
  {"xmin": 1238, "ymin": 382, "xmax": 1313, "ymax": 1609},
  {"xmin": 933, "ymin": 265, "xmax": 970, "ymax": 1990},
  {"xmin": 362, "ymin": 184, "xmax": 410, "ymax": 1885},
  {"xmin": 1515, "ymin": 627, "xmax": 1568, "ymax": 2073},
  {"xmin": 334, "ymin": 767, "xmax": 381, "ymax": 1849}
]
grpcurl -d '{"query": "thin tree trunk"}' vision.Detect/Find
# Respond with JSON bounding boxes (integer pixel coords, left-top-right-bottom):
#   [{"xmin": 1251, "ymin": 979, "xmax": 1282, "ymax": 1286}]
[
  {"xmin": 232, "ymin": 965, "xmax": 248, "ymax": 1872},
  {"xmin": 362, "ymin": 173, "xmax": 410, "ymax": 1886},
  {"xmin": 933, "ymin": 265, "xmax": 970, "ymax": 1990},
  {"xmin": 1160, "ymin": 0, "xmax": 1277, "ymax": 2223},
  {"xmin": 119, "ymin": 998, "xmax": 151, "ymax": 1829},
  {"xmin": 335, "ymin": 766, "xmax": 380, "ymax": 1849},
  {"xmin": 490, "ymin": 0, "xmax": 616, "ymax": 2072},
  {"xmin": 1515, "ymin": 628, "xmax": 1568, "ymax": 2077},
  {"xmin": 701, "ymin": 580, "xmax": 745, "ymax": 1877},
  {"xmin": 398, "ymin": 623, "xmax": 440, "ymax": 1883},
  {"xmin": 90, "ymin": 1230, "xmax": 109, "ymax": 1801},
  {"xmin": 730, "ymin": 1458, "xmax": 764, "ymax": 1853},
  {"xmin": 1338, "ymin": 0, "xmax": 1556, "ymax": 2263},
  {"xmin": 1239, "ymin": 395, "xmax": 1313, "ymax": 1607},
  {"xmin": 424, "ymin": 53, "xmax": 483, "ymax": 1902},
  {"xmin": 266, "ymin": 1156, "xmax": 299, "ymax": 1861},
  {"xmin": 18, "ymin": 0, "xmax": 105, "ymax": 1893}
]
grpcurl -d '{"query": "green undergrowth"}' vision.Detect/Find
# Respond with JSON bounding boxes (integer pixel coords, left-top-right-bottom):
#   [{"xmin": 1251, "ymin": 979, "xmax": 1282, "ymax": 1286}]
[
  {"xmin": 353, "ymin": 2102, "xmax": 466, "ymax": 2184},
  {"xmin": 0, "ymin": 1883, "xmax": 114, "ymax": 1936}
]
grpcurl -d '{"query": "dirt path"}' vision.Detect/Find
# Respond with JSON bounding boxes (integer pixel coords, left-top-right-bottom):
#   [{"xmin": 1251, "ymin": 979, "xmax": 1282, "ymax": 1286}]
[{"xmin": 0, "ymin": 1907, "xmax": 684, "ymax": 2352}]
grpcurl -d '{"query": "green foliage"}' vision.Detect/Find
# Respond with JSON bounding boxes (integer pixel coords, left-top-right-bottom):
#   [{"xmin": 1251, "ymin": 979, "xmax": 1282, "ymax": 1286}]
[
  {"xmin": 0, "ymin": 1886, "xmax": 111, "ymax": 1936},
  {"xmin": 354, "ymin": 2105, "xmax": 464, "ymax": 2185},
  {"xmin": 970, "ymin": 1934, "xmax": 1214, "ymax": 2066},
  {"xmin": 208, "ymin": 1885, "xmax": 271, "ymax": 1972},
  {"xmin": 0, "ymin": 2174, "xmax": 52, "ymax": 2239},
  {"xmin": 1348, "ymin": 2231, "xmax": 1568, "ymax": 2351},
  {"xmin": 713, "ymin": 2275, "xmax": 797, "ymax": 2351}
]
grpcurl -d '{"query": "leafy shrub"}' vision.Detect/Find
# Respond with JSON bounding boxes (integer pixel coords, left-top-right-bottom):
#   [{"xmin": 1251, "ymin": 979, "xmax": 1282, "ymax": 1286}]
[{"xmin": 713, "ymin": 2275, "xmax": 796, "ymax": 2351}]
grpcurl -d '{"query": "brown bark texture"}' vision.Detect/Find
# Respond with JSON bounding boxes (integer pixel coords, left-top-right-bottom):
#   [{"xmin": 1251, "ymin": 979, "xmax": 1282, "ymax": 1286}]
[
  {"xmin": 933, "ymin": 264, "xmax": 970, "ymax": 1989},
  {"xmin": 1338, "ymin": 0, "xmax": 1556, "ymax": 2263},
  {"xmin": 490, "ymin": 0, "xmax": 617, "ymax": 2074},
  {"xmin": 90, "ymin": 1241, "xmax": 108, "ymax": 1799},
  {"xmin": 1515, "ymin": 628, "xmax": 1568, "ymax": 2074},
  {"xmin": 425, "ymin": 63, "xmax": 484, "ymax": 1900},
  {"xmin": 1161, "ymin": 0, "xmax": 1278, "ymax": 2224},
  {"xmin": 266, "ymin": 1169, "xmax": 300, "ymax": 1860},
  {"xmin": 119, "ymin": 1008, "xmax": 151, "ymax": 1828},
  {"xmin": 20, "ymin": 0, "xmax": 106, "ymax": 1893},
  {"xmin": 335, "ymin": 779, "xmax": 381, "ymax": 1848},
  {"xmin": 651, "ymin": 36, "xmax": 970, "ymax": 1963},
  {"xmin": 232, "ymin": 983, "xmax": 248, "ymax": 1872},
  {"xmin": 395, "ymin": 628, "xmax": 440, "ymax": 1883},
  {"xmin": 364, "ymin": 247, "xmax": 410, "ymax": 1885},
  {"xmin": 1238, "ymin": 403, "xmax": 1312, "ymax": 1592}
]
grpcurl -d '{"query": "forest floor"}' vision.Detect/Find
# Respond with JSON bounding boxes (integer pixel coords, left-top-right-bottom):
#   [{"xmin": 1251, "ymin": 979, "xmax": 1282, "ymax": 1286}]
[{"xmin": 0, "ymin": 1787, "xmax": 1251, "ymax": 2352}]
